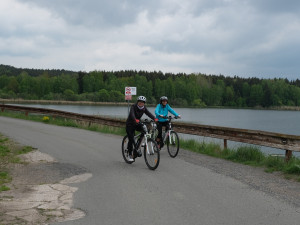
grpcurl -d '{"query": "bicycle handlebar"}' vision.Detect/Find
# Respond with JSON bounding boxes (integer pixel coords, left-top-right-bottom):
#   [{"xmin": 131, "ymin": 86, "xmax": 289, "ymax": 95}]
[
  {"xmin": 159, "ymin": 115, "xmax": 180, "ymax": 120},
  {"xmin": 138, "ymin": 119, "xmax": 156, "ymax": 124}
]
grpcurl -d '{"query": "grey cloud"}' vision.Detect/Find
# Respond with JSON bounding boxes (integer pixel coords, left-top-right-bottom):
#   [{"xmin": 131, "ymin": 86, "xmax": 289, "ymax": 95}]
[
  {"xmin": 5, "ymin": 0, "xmax": 300, "ymax": 79},
  {"xmin": 17, "ymin": 0, "xmax": 160, "ymax": 27},
  {"xmin": 247, "ymin": 0, "xmax": 300, "ymax": 14}
]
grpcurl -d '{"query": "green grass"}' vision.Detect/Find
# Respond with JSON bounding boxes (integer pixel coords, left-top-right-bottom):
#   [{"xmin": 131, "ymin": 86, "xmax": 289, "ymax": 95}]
[
  {"xmin": 0, "ymin": 110, "xmax": 127, "ymax": 136},
  {"xmin": 0, "ymin": 172, "xmax": 11, "ymax": 185},
  {"xmin": 180, "ymin": 138, "xmax": 300, "ymax": 180},
  {"xmin": 0, "ymin": 185, "xmax": 10, "ymax": 192},
  {"xmin": 0, "ymin": 171, "xmax": 11, "ymax": 192},
  {"xmin": 0, "ymin": 145, "xmax": 10, "ymax": 156},
  {"xmin": 0, "ymin": 133, "xmax": 34, "ymax": 191},
  {"xmin": 17, "ymin": 146, "xmax": 34, "ymax": 155}
]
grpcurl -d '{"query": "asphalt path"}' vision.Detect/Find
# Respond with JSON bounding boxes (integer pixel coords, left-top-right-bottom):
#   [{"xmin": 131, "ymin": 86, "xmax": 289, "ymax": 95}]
[{"xmin": 0, "ymin": 116, "xmax": 299, "ymax": 225}]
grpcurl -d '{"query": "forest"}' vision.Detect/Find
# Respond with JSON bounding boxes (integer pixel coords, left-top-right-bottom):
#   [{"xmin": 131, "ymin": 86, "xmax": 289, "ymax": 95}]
[{"xmin": 1, "ymin": 64, "xmax": 300, "ymax": 108}]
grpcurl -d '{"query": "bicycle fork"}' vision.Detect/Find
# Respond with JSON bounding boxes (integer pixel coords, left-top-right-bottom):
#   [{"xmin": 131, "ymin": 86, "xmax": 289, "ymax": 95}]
[
  {"xmin": 164, "ymin": 130, "xmax": 177, "ymax": 145},
  {"xmin": 145, "ymin": 136, "xmax": 155, "ymax": 155}
]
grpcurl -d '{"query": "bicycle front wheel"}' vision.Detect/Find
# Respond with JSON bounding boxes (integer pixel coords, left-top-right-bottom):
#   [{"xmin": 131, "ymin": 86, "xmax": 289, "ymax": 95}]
[
  {"xmin": 144, "ymin": 138, "xmax": 160, "ymax": 170},
  {"xmin": 167, "ymin": 131, "xmax": 179, "ymax": 158},
  {"xmin": 122, "ymin": 135, "xmax": 134, "ymax": 164}
]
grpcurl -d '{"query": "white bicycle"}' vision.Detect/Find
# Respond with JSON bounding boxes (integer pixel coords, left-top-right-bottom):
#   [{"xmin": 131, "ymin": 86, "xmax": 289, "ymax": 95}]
[{"xmin": 122, "ymin": 120, "xmax": 160, "ymax": 170}]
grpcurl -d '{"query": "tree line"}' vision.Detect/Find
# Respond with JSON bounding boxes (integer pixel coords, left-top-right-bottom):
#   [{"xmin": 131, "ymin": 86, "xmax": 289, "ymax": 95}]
[{"xmin": 0, "ymin": 64, "xmax": 300, "ymax": 108}]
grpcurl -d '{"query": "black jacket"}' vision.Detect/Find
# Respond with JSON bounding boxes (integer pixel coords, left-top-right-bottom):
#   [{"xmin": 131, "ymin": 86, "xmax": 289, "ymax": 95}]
[{"xmin": 126, "ymin": 103, "xmax": 155, "ymax": 126}]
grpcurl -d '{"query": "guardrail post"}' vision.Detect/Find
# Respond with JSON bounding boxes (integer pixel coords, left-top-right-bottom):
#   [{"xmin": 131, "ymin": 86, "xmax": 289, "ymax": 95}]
[
  {"xmin": 224, "ymin": 139, "xmax": 227, "ymax": 149},
  {"xmin": 25, "ymin": 111, "xmax": 28, "ymax": 116},
  {"xmin": 1, "ymin": 107, "xmax": 4, "ymax": 112},
  {"xmin": 285, "ymin": 150, "xmax": 292, "ymax": 162}
]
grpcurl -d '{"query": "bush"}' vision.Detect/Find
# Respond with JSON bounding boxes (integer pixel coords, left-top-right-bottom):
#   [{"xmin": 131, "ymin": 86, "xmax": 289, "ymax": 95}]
[
  {"xmin": 192, "ymin": 99, "xmax": 206, "ymax": 107},
  {"xmin": 171, "ymin": 98, "xmax": 188, "ymax": 107},
  {"xmin": 42, "ymin": 116, "xmax": 50, "ymax": 122}
]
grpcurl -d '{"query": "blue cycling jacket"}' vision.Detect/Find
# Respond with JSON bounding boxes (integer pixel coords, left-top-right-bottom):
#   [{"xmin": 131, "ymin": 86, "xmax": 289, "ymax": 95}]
[{"xmin": 155, "ymin": 104, "xmax": 179, "ymax": 122}]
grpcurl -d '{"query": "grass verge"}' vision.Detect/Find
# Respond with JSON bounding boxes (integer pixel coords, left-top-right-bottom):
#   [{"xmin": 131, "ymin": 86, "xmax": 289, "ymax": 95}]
[
  {"xmin": 1, "ymin": 110, "xmax": 299, "ymax": 182},
  {"xmin": 181, "ymin": 139, "xmax": 300, "ymax": 181},
  {"xmin": 0, "ymin": 133, "xmax": 34, "ymax": 192}
]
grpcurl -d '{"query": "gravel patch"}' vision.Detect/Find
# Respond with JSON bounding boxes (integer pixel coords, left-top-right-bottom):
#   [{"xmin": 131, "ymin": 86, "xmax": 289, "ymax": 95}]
[{"xmin": 179, "ymin": 149, "xmax": 300, "ymax": 207}]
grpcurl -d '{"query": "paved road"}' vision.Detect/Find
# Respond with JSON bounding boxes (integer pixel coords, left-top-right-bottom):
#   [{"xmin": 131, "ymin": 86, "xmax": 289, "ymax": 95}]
[{"xmin": 0, "ymin": 117, "xmax": 299, "ymax": 225}]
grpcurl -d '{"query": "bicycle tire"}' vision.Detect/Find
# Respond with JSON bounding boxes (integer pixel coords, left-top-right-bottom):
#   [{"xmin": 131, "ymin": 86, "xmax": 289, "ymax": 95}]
[
  {"xmin": 167, "ymin": 131, "xmax": 179, "ymax": 158},
  {"xmin": 121, "ymin": 135, "xmax": 134, "ymax": 164},
  {"xmin": 143, "ymin": 138, "xmax": 160, "ymax": 170}
]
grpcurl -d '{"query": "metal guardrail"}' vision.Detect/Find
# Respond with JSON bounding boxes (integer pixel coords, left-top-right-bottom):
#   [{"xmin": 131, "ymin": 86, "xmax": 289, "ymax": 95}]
[{"xmin": 1, "ymin": 104, "xmax": 299, "ymax": 161}]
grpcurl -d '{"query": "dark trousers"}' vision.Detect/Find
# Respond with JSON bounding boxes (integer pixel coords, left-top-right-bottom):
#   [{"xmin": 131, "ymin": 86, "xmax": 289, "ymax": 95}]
[
  {"xmin": 157, "ymin": 121, "xmax": 169, "ymax": 142},
  {"xmin": 126, "ymin": 124, "xmax": 143, "ymax": 154}
]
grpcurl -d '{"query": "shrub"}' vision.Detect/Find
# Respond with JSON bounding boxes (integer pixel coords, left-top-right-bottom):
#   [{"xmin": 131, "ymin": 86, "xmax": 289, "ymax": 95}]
[{"xmin": 42, "ymin": 116, "xmax": 50, "ymax": 122}]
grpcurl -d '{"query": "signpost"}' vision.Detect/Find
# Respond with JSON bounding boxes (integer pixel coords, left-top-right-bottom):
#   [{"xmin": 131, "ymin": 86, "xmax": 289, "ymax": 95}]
[{"xmin": 125, "ymin": 87, "xmax": 137, "ymax": 115}]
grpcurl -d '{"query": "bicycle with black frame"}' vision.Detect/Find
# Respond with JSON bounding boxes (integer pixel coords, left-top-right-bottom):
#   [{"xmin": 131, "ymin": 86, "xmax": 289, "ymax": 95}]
[
  {"xmin": 122, "ymin": 119, "xmax": 160, "ymax": 170},
  {"xmin": 151, "ymin": 116, "xmax": 180, "ymax": 158}
]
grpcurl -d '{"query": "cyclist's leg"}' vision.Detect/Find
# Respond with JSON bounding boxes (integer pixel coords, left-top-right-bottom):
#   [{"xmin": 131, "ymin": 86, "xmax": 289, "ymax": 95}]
[
  {"xmin": 160, "ymin": 121, "xmax": 169, "ymax": 148},
  {"xmin": 156, "ymin": 122, "xmax": 163, "ymax": 147},
  {"xmin": 126, "ymin": 125, "xmax": 135, "ymax": 157},
  {"xmin": 134, "ymin": 124, "xmax": 144, "ymax": 157}
]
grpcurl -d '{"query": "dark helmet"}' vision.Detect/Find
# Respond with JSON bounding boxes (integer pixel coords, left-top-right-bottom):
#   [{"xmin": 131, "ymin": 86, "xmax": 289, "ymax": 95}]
[
  {"xmin": 160, "ymin": 96, "xmax": 168, "ymax": 104},
  {"xmin": 137, "ymin": 96, "xmax": 146, "ymax": 103}
]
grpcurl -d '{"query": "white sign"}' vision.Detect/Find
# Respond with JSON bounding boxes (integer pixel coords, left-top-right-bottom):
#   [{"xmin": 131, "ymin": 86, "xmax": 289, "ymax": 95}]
[{"xmin": 125, "ymin": 87, "xmax": 137, "ymax": 95}]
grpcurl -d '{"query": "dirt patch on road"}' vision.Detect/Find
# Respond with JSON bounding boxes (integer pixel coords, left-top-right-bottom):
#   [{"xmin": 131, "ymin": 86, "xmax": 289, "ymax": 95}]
[{"xmin": 0, "ymin": 150, "xmax": 92, "ymax": 225}]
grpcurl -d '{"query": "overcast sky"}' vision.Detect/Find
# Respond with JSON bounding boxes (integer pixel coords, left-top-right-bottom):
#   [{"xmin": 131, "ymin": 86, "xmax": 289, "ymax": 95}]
[{"xmin": 1, "ymin": 0, "xmax": 300, "ymax": 80}]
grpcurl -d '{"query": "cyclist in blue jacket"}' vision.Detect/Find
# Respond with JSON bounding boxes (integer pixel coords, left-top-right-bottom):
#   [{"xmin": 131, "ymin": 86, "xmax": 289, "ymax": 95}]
[{"xmin": 155, "ymin": 96, "xmax": 180, "ymax": 148}]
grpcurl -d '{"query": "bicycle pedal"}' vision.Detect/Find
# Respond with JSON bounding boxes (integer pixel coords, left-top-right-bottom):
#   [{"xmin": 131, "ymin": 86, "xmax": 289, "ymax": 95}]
[{"xmin": 137, "ymin": 150, "xmax": 142, "ymax": 157}]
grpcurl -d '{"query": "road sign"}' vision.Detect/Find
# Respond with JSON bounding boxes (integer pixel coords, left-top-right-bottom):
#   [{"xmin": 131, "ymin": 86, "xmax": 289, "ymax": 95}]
[
  {"xmin": 125, "ymin": 87, "xmax": 137, "ymax": 95},
  {"xmin": 125, "ymin": 95, "xmax": 132, "ymax": 100}
]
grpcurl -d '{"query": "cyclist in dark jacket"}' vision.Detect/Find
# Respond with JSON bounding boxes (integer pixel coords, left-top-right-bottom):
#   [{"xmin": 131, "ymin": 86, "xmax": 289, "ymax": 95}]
[{"xmin": 126, "ymin": 96, "xmax": 157, "ymax": 161}]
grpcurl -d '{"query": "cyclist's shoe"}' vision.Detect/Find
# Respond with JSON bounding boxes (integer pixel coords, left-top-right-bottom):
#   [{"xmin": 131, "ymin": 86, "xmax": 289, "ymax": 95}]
[
  {"xmin": 137, "ymin": 149, "xmax": 142, "ymax": 157},
  {"xmin": 128, "ymin": 155, "xmax": 134, "ymax": 162}
]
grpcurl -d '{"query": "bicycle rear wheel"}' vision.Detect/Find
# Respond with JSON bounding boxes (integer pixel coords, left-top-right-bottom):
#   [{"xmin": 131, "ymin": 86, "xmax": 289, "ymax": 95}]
[
  {"xmin": 144, "ymin": 138, "xmax": 160, "ymax": 170},
  {"xmin": 167, "ymin": 131, "xmax": 179, "ymax": 158},
  {"xmin": 121, "ymin": 135, "xmax": 134, "ymax": 164}
]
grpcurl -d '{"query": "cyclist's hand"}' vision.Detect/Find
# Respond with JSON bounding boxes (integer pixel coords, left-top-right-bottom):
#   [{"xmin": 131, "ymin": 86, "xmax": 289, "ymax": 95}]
[
  {"xmin": 159, "ymin": 115, "xmax": 164, "ymax": 118},
  {"xmin": 154, "ymin": 118, "xmax": 158, "ymax": 122},
  {"xmin": 135, "ymin": 119, "xmax": 140, "ymax": 123},
  {"xmin": 177, "ymin": 115, "xmax": 181, "ymax": 118}
]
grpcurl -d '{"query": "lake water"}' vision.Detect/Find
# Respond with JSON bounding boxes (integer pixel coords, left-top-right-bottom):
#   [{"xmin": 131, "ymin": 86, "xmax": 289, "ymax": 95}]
[{"xmin": 11, "ymin": 104, "xmax": 300, "ymax": 157}]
